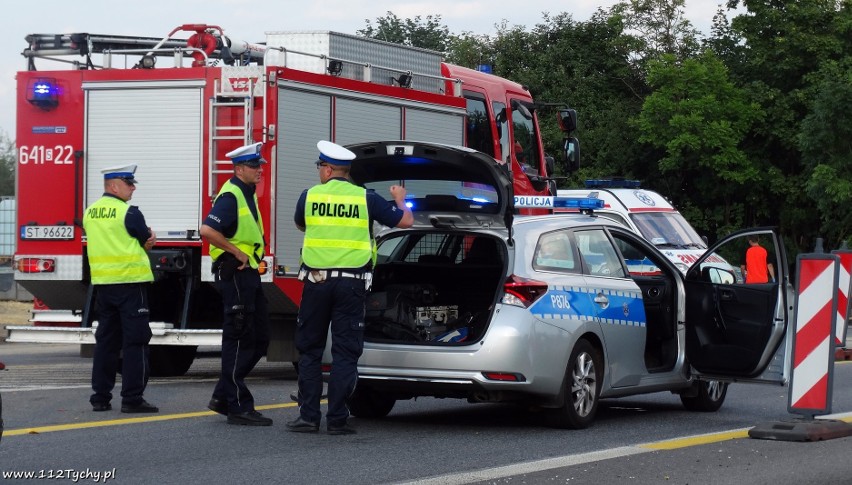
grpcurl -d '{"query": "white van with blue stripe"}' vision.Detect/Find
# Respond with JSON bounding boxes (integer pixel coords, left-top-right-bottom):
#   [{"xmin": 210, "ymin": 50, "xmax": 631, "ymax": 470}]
[{"xmin": 557, "ymin": 179, "xmax": 734, "ymax": 276}]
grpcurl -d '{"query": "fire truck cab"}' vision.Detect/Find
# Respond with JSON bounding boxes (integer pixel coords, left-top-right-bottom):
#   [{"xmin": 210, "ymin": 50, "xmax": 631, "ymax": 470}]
[{"xmin": 9, "ymin": 24, "xmax": 576, "ymax": 375}]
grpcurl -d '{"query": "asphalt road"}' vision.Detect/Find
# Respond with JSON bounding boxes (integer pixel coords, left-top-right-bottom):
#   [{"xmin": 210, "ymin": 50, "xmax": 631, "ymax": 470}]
[{"xmin": 1, "ymin": 343, "xmax": 851, "ymax": 484}]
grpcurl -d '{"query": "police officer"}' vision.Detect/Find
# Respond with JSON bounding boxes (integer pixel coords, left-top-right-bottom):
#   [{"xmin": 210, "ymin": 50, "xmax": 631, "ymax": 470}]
[
  {"xmin": 201, "ymin": 142, "xmax": 272, "ymax": 426},
  {"xmin": 84, "ymin": 164, "xmax": 158, "ymax": 413},
  {"xmin": 286, "ymin": 140, "xmax": 413, "ymax": 435}
]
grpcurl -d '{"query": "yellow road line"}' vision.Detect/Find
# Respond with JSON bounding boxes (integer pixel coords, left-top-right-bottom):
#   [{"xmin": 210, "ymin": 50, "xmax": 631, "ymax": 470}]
[
  {"xmin": 3, "ymin": 401, "xmax": 310, "ymax": 437},
  {"xmin": 640, "ymin": 414, "xmax": 852, "ymax": 450},
  {"xmin": 640, "ymin": 429, "xmax": 750, "ymax": 450}
]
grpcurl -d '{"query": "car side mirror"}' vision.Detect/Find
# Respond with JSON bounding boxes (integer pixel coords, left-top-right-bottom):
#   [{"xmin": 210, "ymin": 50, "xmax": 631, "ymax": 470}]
[
  {"xmin": 557, "ymin": 108, "xmax": 577, "ymax": 133},
  {"xmin": 563, "ymin": 137, "xmax": 580, "ymax": 173}
]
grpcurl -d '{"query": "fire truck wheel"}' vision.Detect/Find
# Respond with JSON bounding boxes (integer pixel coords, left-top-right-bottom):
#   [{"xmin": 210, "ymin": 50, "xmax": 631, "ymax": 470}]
[
  {"xmin": 346, "ymin": 385, "xmax": 395, "ymax": 418},
  {"xmin": 546, "ymin": 338, "xmax": 603, "ymax": 429},
  {"xmin": 680, "ymin": 380, "xmax": 728, "ymax": 412},
  {"xmin": 148, "ymin": 345, "xmax": 198, "ymax": 377}
]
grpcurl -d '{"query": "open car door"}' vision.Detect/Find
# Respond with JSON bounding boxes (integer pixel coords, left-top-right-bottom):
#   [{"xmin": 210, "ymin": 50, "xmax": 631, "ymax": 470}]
[{"xmin": 683, "ymin": 227, "xmax": 791, "ymax": 384}]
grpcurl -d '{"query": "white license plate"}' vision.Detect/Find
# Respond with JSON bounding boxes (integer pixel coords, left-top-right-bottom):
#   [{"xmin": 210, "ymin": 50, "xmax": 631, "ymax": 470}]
[{"xmin": 21, "ymin": 225, "xmax": 75, "ymax": 240}]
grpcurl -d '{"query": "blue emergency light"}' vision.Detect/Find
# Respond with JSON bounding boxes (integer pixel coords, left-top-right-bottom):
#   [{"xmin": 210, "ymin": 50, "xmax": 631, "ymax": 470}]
[
  {"xmin": 514, "ymin": 196, "xmax": 604, "ymax": 210},
  {"xmin": 27, "ymin": 78, "xmax": 59, "ymax": 110},
  {"xmin": 552, "ymin": 197, "xmax": 605, "ymax": 210},
  {"xmin": 585, "ymin": 178, "xmax": 641, "ymax": 189}
]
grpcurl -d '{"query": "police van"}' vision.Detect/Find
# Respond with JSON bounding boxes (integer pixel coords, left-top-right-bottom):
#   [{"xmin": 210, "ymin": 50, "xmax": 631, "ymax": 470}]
[{"xmin": 558, "ymin": 179, "xmax": 731, "ymax": 275}]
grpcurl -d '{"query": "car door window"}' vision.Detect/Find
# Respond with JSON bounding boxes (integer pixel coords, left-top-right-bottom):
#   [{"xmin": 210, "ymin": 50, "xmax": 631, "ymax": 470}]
[
  {"xmin": 576, "ymin": 229, "xmax": 626, "ymax": 278},
  {"xmin": 683, "ymin": 229, "xmax": 785, "ymax": 377},
  {"xmin": 533, "ymin": 230, "xmax": 578, "ymax": 273}
]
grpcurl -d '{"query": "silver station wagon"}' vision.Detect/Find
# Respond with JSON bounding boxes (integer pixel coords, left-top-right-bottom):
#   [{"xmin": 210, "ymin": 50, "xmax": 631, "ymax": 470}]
[{"xmin": 328, "ymin": 141, "xmax": 792, "ymax": 429}]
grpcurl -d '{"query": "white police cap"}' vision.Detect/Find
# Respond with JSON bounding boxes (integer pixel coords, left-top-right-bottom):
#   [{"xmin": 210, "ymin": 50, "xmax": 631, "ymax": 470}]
[
  {"xmin": 317, "ymin": 140, "xmax": 356, "ymax": 166},
  {"xmin": 226, "ymin": 142, "xmax": 266, "ymax": 166},
  {"xmin": 101, "ymin": 164, "xmax": 138, "ymax": 184}
]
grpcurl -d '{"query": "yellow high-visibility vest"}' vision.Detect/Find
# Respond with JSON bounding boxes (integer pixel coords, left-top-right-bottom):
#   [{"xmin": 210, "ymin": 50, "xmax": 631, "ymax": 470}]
[{"xmin": 83, "ymin": 196, "xmax": 153, "ymax": 284}]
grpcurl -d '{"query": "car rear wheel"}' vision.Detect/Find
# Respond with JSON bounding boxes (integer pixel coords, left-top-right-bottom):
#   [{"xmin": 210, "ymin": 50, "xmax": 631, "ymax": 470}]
[
  {"xmin": 546, "ymin": 339, "xmax": 602, "ymax": 429},
  {"xmin": 347, "ymin": 384, "xmax": 396, "ymax": 418},
  {"xmin": 680, "ymin": 380, "xmax": 728, "ymax": 412}
]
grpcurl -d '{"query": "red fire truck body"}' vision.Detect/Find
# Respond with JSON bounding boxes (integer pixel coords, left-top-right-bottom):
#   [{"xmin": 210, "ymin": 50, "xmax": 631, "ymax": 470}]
[{"xmin": 10, "ymin": 25, "xmax": 567, "ymax": 374}]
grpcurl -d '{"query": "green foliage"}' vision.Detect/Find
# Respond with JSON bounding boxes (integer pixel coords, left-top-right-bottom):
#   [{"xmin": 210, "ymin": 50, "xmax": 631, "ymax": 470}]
[
  {"xmin": 800, "ymin": 60, "xmax": 852, "ymax": 246},
  {"xmin": 635, "ymin": 50, "xmax": 762, "ymax": 239},
  {"xmin": 0, "ymin": 130, "xmax": 14, "ymax": 196},
  {"xmin": 610, "ymin": 0, "xmax": 702, "ymax": 64},
  {"xmin": 358, "ymin": 12, "xmax": 450, "ymax": 52},
  {"xmin": 444, "ymin": 33, "xmax": 495, "ymax": 68},
  {"xmin": 724, "ymin": 0, "xmax": 852, "ymax": 250}
]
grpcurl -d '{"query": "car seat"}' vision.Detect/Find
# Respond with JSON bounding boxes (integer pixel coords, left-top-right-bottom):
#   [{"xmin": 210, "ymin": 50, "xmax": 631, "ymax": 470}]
[{"xmin": 462, "ymin": 238, "xmax": 500, "ymax": 265}]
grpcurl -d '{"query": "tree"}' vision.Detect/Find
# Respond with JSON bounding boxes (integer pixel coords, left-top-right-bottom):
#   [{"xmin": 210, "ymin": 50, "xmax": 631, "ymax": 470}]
[
  {"xmin": 724, "ymin": 0, "xmax": 852, "ymax": 250},
  {"xmin": 611, "ymin": 0, "xmax": 702, "ymax": 67},
  {"xmin": 800, "ymin": 60, "xmax": 852, "ymax": 246},
  {"xmin": 0, "ymin": 130, "xmax": 14, "ymax": 196},
  {"xmin": 358, "ymin": 12, "xmax": 450, "ymax": 52},
  {"xmin": 635, "ymin": 51, "xmax": 763, "ymax": 238},
  {"xmin": 444, "ymin": 32, "xmax": 495, "ymax": 69}
]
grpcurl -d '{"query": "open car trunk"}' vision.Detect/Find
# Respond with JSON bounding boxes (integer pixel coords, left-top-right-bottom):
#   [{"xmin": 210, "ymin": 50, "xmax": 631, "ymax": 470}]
[
  {"xmin": 343, "ymin": 141, "xmax": 515, "ymax": 347},
  {"xmin": 365, "ymin": 231, "xmax": 506, "ymax": 345}
]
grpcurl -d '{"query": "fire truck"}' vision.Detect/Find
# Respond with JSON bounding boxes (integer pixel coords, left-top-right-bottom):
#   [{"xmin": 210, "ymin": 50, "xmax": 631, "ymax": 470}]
[{"xmin": 8, "ymin": 24, "xmax": 578, "ymax": 375}]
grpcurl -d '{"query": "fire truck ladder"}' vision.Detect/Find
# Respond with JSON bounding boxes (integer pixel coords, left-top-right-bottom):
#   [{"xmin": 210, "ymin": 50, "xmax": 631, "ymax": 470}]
[{"xmin": 208, "ymin": 78, "xmax": 255, "ymax": 197}]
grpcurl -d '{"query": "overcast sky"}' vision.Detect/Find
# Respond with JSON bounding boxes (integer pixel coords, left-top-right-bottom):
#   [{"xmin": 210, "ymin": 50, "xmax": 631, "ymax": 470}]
[{"xmin": 1, "ymin": 0, "xmax": 731, "ymax": 140}]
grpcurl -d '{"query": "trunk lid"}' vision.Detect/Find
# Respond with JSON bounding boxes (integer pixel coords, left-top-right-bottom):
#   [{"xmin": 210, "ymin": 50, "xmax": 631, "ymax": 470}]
[{"xmin": 347, "ymin": 141, "xmax": 513, "ymax": 230}]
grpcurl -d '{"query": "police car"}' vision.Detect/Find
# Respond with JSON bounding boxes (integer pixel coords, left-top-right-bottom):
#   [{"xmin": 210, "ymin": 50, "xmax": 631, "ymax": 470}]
[{"xmin": 331, "ymin": 141, "xmax": 791, "ymax": 429}]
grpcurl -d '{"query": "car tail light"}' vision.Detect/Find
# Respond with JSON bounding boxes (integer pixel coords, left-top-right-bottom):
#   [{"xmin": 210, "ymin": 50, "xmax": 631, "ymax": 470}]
[
  {"xmin": 482, "ymin": 372, "xmax": 526, "ymax": 382},
  {"xmin": 16, "ymin": 257, "xmax": 56, "ymax": 273},
  {"xmin": 502, "ymin": 274, "xmax": 549, "ymax": 308}
]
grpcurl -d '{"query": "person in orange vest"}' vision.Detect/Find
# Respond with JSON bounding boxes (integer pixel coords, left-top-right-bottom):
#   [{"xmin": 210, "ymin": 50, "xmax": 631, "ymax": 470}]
[
  {"xmin": 741, "ymin": 235, "xmax": 775, "ymax": 284},
  {"xmin": 83, "ymin": 164, "xmax": 158, "ymax": 414}
]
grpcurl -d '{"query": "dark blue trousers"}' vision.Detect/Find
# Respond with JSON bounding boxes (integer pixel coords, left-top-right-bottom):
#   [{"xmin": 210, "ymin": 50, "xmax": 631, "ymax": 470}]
[
  {"xmin": 296, "ymin": 277, "xmax": 366, "ymax": 425},
  {"xmin": 212, "ymin": 267, "xmax": 270, "ymax": 414},
  {"xmin": 90, "ymin": 283, "xmax": 152, "ymax": 407}
]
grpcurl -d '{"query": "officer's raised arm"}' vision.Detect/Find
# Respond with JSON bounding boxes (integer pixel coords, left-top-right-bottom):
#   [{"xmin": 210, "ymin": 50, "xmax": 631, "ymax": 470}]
[{"xmin": 389, "ymin": 185, "xmax": 413, "ymax": 228}]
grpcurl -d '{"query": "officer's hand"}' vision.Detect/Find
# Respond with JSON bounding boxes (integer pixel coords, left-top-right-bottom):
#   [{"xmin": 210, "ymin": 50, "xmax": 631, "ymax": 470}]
[
  {"xmin": 236, "ymin": 251, "xmax": 249, "ymax": 270},
  {"xmin": 389, "ymin": 185, "xmax": 407, "ymax": 203},
  {"xmin": 144, "ymin": 229, "xmax": 157, "ymax": 251}
]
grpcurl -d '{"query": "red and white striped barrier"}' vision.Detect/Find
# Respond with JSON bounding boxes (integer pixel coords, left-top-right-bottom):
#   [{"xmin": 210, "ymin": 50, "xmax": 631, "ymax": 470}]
[
  {"xmin": 831, "ymin": 249, "xmax": 852, "ymax": 347},
  {"xmin": 788, "ymin": 253, "xmax": 839, "ymax": 417}
]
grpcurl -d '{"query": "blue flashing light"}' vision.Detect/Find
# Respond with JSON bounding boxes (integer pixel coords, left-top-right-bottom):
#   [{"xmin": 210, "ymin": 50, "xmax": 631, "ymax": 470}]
[
  {"xmin": 552, "ymin": 197, "xmax": 605, "ymax": 210},
  {"xmin": 584, "ymin": 178, "xmax": 641, "ymax": 189},
  {"xmin": 476, "ymin": 64, "xmax": 493, "ymax": 74},
  {"xmin": 471, "ymin": 197, "xmax": 491, "ymax": 203},
  {"xmin": 405, "ymin": 200, "xmax": 414, "ymax": 209},
  {"xmin": 26, "ymin": 77, "xmax": 59, "ymax": 110}
]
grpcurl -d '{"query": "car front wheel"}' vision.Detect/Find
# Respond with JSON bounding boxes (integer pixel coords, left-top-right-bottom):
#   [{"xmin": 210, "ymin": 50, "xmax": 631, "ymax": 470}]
[
  {"xmin": 546, "ymin": 339, "xmax": 603, "ymax": 429},
  {"xmin": 680, "ymin": 380, "xmax": 728, "ymax": 412}
]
